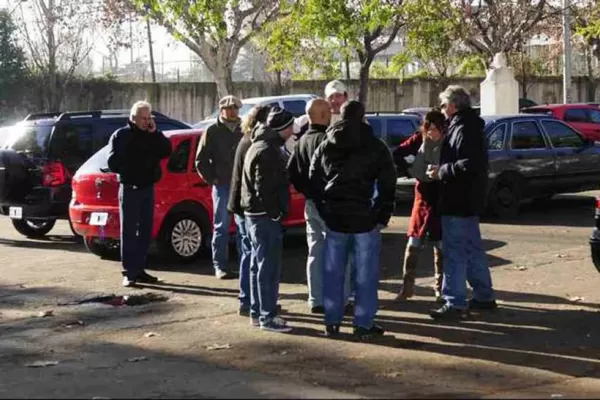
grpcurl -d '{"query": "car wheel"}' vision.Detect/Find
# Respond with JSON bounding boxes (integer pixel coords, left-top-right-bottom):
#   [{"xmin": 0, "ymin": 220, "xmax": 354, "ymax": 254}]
[
  {"xmin": 488, "ymin": 177, "xmax": 521, "ymax": 218},
  {"xmin": 12, "ymin": 219, "xmax": 56, "ymax": 238},
  {"xmin": 84, "ymin": 236, "xmax": 121, "ymax": 261},
  {"xmin": 68, "ymin": 218, "xmax": 82, "ymax": 241},
  {"xmin": 158, "ymin": 210, "xmax": 210, "ymax": 263}
]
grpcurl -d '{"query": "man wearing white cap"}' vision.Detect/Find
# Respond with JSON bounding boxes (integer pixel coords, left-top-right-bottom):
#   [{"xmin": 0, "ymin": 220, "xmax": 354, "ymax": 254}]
[
  {"xmin": 324, "ymin": 80, "xmax": 349, "ymax": 125},
  {"xmin": 196, "ymin": 95, "xmax": 244, "ymax": 279}
]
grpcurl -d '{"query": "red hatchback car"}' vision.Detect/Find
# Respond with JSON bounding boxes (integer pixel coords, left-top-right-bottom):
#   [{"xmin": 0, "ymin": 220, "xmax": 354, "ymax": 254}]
[
  {"xmin": 69, "ymin": 129, "xmax": 306, "ymax": 263},
  {"xmin": 522, "ymin": 104, "xmax": 600, "ymax": 141}
]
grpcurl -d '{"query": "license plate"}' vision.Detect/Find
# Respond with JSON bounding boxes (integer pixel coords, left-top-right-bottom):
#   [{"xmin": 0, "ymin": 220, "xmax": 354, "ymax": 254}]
[
  {"xmin": 89, "ymin": 212, "xmax": 108, "ymax": 226},
  {"xmin": 9, "ymin": 207, "xmax": 22, "ymax": 220}
]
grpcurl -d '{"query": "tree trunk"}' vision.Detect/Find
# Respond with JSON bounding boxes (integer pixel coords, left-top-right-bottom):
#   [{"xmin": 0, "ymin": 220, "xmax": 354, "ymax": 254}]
[
  {"xmin": 201, "ymin": 46, "xmax": 236, "ymax": 99},
  {"xmin": 212, "ymin": 67, "xmax": 234, "ymax": 99},
  {"xmin": 357, "ymin": 55, "xmax": 374, "ymax": 105},
  {"xmin": 274, "ymin": 70, "xmax": 283, "ymax": 95}
]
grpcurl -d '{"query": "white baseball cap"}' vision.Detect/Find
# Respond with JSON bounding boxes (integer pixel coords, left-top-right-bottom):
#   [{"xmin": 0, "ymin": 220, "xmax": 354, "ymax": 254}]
[{"xmin": 324, "ymin": 80, "xmax": 347, "ymax": 98}]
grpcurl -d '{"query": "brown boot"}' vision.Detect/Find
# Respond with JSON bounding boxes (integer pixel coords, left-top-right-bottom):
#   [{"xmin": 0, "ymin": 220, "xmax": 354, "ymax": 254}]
[
  {"xmin": 433, "ymin": 246, "xmax": 444, "ymax": 303},
  {"xmin": 397, "ymin": 245, "xmax": 420, "ymax": 300}
]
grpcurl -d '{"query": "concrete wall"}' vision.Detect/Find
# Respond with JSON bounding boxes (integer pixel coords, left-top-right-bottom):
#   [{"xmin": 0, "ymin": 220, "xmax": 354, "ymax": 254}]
[{"xmin": 4, "ymin": 77, "xmax": 599, "ymax": 125}]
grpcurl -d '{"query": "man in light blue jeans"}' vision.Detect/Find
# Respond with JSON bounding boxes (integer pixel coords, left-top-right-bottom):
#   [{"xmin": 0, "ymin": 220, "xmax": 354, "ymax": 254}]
[
  {"xmin": 427, "ymin": 85, "xmax": 496, "ymax": 320},
  {"xmin": 195, "ymin": 95, "xmax": 243, "ymax": 279}
]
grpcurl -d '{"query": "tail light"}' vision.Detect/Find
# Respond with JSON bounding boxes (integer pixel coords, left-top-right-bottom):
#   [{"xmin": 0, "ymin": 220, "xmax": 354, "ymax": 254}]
[
  {"xmin": 42, "ymin": 161, "xmax": 68, "ymax": 187},
  {"xmin": 596, "ymin": 197, "xmax": 600, "ymax": 210}
]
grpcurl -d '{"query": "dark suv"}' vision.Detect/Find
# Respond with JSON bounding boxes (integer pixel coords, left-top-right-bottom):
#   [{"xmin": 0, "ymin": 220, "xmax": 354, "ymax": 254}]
[{"xmin": 0, "ymin": 110, "xmax": 190, "ymax": 238}]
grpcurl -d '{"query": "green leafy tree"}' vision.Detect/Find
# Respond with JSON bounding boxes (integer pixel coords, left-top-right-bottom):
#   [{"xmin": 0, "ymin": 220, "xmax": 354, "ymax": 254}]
[
  {"xmin": 0, "ymin": 10, "xmax": 27, "ymax": 86},
  {"xmin": 124, "ymin": 0, "xmax": 282, "ymax": 98},
  {"xmin": 573, "ymin": 0, "xmax": 600, "ymax": 101},
  {"xmin": 286, "ymin": 0, "xmax": 405, "ymax": 104},
  {"xmin": 507, "ymin": 48, "xmax": 552, "ymax": 99}
]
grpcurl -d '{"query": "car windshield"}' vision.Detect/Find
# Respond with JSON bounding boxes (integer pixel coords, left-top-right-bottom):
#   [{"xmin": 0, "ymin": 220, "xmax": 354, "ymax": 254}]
[
  {"xmin": 2, "ymin": 123, "xmax": 53, "ymax": 157},
  {"xmin": 75, "ymin": 144, "xmax": 110, "ymax": 176}
]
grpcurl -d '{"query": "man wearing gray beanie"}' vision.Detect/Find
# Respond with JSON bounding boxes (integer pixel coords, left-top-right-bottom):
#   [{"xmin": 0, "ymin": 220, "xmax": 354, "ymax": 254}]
[{"xmin": 241, "ymin": 107, "xmax": 295, "ymax": 333}]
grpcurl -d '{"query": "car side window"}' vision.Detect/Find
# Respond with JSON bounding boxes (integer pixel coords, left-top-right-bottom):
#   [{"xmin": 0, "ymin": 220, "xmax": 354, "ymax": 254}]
[
  {"xmin": 50, "ymin": 123, "xmax": 94, "ymax": 170},
  {"xmin": 541, "ymin": 120, "xmax": 585, "ymax": 148},
  {"xmin": 168, "ymin": 139, "xmax": 190, "ymax": 173},
  {"xmin": 157, "ymin": 122, "xmax": 185, "ymax": 131},
  {"xmin": 282, "ymin": 100, "xmax": 307, "ymax": 117},
  {"xmin": 95, "ymin": 122, "xmax": 126, "ymax": 152},
  {"xmin": 487, "ymin": 124, "xmax": 506, "ymax": 150},
  {"xmin": 588, "ymin": 109, "xmax": 600, "ymax": 123},
  {"xmin": 386, "ymin": 118, "xmax": 416, "ymax": 147},
  {"xmin": 511, "ymin": 121, "xmax": 547, "ymax": 150},
  {"xmin": 564, "ymin": 108, "xmax": 589, "ymax": 123}
]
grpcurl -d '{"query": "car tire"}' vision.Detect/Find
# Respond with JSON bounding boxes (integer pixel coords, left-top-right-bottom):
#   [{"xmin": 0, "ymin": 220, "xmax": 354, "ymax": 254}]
[
  {"xmin": 12, "ymin": 219, "xmax": 56, "ymax": 238},
  {"xmin": 83, "ymin": 236, "xmax": 121, "ymax": 261},
  {"xmin": 488, "ymin": 176, "xmax": 521, "ymax": 218},
  {"xmin": 157, "ymin": 210, "xmax": 210, "ymax": 263},
  {"xmin": 591, "ymin": 242, "xmax": 600, "ymax": 274}
]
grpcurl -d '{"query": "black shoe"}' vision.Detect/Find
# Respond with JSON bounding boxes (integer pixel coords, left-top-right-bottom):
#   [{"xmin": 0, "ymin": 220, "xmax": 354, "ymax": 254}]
[
  {"xmin": 430, "ymin": 304, "xmax": 469, "ymax": 320},
  {"xmin": 238, "ymin": 307, "xmax": 250, "ymax": 317},
  {"xmin": 325, "ymin": 324, "xmax": 340, "ymax": 337},
  {"xmin": 311, "ymin": 305, "xmax": 325, "ymax": 314},
  {"xmin": 137, "ymin": 272, "xmax": 160, "ymax": 284},
  {"xmin": 353, "ymin": 324, "xmax": 385, "ymax": 340},
  {"xmin": 468, "ymin": 298, "xmax": 498, "ymax": 310}
]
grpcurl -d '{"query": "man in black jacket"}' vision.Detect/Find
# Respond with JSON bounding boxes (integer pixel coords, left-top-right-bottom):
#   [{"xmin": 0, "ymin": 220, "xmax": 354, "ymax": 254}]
[
  {"xmin": 310, "ymin": 100, "xmax": 396, "ymax": 339},
  {"xmin": 107, "ymin": 101, "xmax": 172, "ymax": 287},
  {"xmin": 228, "ymin": 105, "xmax": 271, "ymax": 317},
  {"xmin": 196, "ymin": 95, "xmax": 243, "ymax": 280},
  {"xmin": 287, "ymin": 98, "xmax": 351, "ymax": 314},
  {"xmin": 241, "ymin": 107, "xmax": 295, "ymax": 333},
  {"xmin": 427, "ymin": 85, "xmax": 496, "ymax": 320}
]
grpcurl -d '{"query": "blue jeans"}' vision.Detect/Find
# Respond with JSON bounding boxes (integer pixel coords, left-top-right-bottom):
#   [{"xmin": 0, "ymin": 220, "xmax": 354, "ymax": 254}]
[
  {"xmin": 441, "ymin": 216, "xmax": 495, "ymax": 309},
  {"xmin": 235, "ymin": 214, "xmax": 252, "ymax": 309},
  {"xmin": 323, "ymin": 228, "xmax": 381, "ymax": 329},
  {"xmin": 119, "ymin": 184, "xmax": 154, "ymax": 280},
  {"xmin": 247, "ymin": 215, "xmax": 283, "ymax": 323},
  {"xmin": 212, "ymin": 184, "xmax": 231, "ymax": 272},
  {"xmin": 305, "ymin": 200, "xmax": 352, "ymax": 308}
]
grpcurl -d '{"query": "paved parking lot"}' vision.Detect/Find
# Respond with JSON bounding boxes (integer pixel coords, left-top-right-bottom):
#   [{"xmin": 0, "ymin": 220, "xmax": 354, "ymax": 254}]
[{"xmin": 1, "ymin": 193, "xmax": 600, "ymax": 398}]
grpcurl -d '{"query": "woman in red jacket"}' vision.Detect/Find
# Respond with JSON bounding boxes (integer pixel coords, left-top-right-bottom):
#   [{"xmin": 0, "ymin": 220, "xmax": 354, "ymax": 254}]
[{"xmin": 392, "ymin": 110, "xmax": 446, "ymax": 302}]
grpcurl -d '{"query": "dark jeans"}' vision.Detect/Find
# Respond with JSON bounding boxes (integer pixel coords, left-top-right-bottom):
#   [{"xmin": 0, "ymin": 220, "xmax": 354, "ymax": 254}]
[
  {"xmin": 235, "ymin": 214, "xmax": 252, "ymax": 309},
  {"xmin": 119, "ymin": 184, "xmax": 154, "ymax": 280},
  {"xmin": 246, "ymin": 215, "xmax": 283, "ymax": 324}
]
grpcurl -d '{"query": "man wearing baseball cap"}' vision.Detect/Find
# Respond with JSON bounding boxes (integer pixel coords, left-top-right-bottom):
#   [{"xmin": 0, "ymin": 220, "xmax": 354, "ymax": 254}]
[
  {"xmin": 196, "ymin": 95, "xmax": 243, "ymax": 280},
  {"xmin": 324, "ymin": 80, "xmax": 349, "ymax": 125},
  {"xmin": 241, "ymin": 107, "xmax": 295, "ymax": 333}
]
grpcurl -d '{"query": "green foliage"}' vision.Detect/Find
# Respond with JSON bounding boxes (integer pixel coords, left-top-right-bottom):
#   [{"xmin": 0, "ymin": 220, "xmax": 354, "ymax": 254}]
[
  {"xmin": 0, "ymin": 10, "xmax": 28, "ymax": 86},
  {"xmin": 457, "ymin": 54, "xmax": 487, "ymax": 77},
  {"xmin": 370, "ymin": 61, "xmax": 399, "ymax": 79},
  {"xmin": 401, "ymin": 0, "xmax": 462, "ymax": 78}
]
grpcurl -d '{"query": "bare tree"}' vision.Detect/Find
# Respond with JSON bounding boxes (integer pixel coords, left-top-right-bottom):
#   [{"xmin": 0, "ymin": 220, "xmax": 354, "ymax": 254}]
[
  {"xmin": 17, "ymin": 0, "xmax": 97, "ymax": 110},
  {"xmin": 454, "ymin": 0, "xmax": 549, "ymax": 65}
]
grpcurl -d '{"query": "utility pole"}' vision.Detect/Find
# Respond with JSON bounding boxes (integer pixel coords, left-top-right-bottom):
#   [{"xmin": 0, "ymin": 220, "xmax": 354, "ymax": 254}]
[
  {"xmin": 129, "ymin": 19, "xmax": 134, "ymax": 65},
  {"xmin": 146, "ymin": 18, "xmax": 156, "ymax": 83},
  {"xmin": 562, "ymin": 0, "xmax": 572, "ymax": 104}
]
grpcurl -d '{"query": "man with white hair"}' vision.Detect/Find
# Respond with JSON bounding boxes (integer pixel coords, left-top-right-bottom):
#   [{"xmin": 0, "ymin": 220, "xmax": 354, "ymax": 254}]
[
  {"xmin": 107, "ymin": 100, "xmax": 172, "ymax": 287},
  {"xmin": 427, "ymin": 85, "xmax": 496, "ymax": 320}
]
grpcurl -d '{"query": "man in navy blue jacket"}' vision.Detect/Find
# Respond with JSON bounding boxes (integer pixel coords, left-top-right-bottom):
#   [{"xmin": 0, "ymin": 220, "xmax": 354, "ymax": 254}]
[{"xmin": 426, "ymin": 86, "xmax": 496, "ymax": 320}]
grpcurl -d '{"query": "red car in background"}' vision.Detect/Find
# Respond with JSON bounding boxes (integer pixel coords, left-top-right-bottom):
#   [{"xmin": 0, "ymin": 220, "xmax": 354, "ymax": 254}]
[
  {"xmin": 522, "ymin": 103, "xmax": 600, "ymax": 141},
  {"xmin": 69, "ymin": 129, "xmax": 306, "ymax": 263}
]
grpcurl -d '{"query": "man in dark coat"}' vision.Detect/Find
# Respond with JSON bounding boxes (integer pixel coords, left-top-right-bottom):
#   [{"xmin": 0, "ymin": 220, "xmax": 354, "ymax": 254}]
[
  {"xmin": 310, "ymin": 100, "xmax": 396, "ymax": 339},
  {"xmin": 241, "ymin": 107, "xmax": 295, "ymax": 333},
  {"xmin": 107, "ymin": 101, "xmax": 172, "ymax": 287},
  {"xmin": 195, "ymin": 95, "xmax": 243, "ymax": 280},
  {"xmin": 427, "ymin": 85, "xmax": 496, "ymax": 320}
]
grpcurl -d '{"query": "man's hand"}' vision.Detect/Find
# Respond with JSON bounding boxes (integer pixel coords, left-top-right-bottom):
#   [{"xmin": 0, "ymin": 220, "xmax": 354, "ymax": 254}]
[
  {"xmin": 148, "ymin": 118, "xmax": 157, "ymax": 133},
  {"xmin": 426, "ymin": 164, "xmax": 440, "ymax": 180}
]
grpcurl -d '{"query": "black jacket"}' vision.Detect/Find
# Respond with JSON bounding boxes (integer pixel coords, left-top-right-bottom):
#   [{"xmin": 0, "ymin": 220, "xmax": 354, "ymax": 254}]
[
  {"xmin": 438, "ymin": 108, "xmax": 489, "ymax": 217},
  {"xmin": 195, "ymin": 118, "xmax": 242, "ymax": 186},
  {"xmin": 107, "ymin": 121, "xmax": 172, "ymax": 187},
  {"xmin": 241, "ymin": 125, "xmax": 290, "ymax": 220},
  {"xmin": 287, "ymin": 124, "xmax": 328, "ymax": 199},
  {"xmin": 228, "ymin": 134, "xmax": 252, "ymax": 216},
  {"xmin": 309, "ymin": 120, "xmax": 397, "ymax": 233}
]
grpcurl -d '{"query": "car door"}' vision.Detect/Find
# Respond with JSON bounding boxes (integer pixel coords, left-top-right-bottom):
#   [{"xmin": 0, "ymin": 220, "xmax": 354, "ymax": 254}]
[
  {"xmin": 508, "ymin": 120, "xmax": 556, "ymax": 198},
  {"xmin": 563, "ymin": 108, "xmax": 597, "ymax": 139},
  {"xmin": 385, "ymin": 117, "xmax": 418, "ymax": 149},
  {"xmin": 540, "ymin": 119, "xmax": 600, "ymax": 192},
  {"xmin": 585, "ymin": 108, "xmax": 600, "ymax": 141}
]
